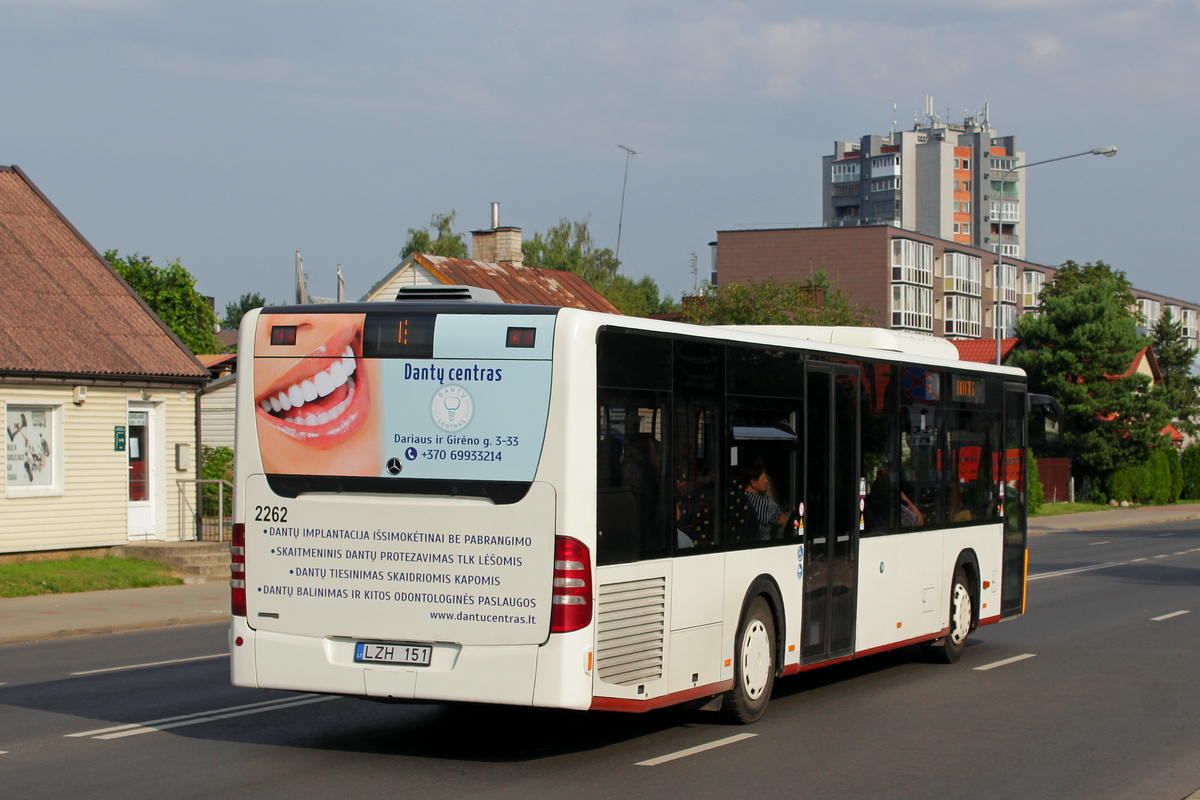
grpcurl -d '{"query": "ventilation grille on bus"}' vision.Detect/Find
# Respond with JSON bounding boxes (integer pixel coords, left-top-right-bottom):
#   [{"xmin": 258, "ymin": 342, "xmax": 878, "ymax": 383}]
[
  {"xmin": 394, "ymin": 284, "xmax": 504, "ymax": 303},
  {"xmin": 596, "ymin": 576, "xmax": 666, "ymax": 686}
]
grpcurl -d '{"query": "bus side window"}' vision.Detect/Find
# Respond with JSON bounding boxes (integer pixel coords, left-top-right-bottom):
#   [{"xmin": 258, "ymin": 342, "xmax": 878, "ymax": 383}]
[
  {"xmin": 597, "ymin": 392, "xmax": 669, "ymax": 565},
  {"xmin": 900, "ymin": 367, "xmax": 943, "ymax": 529},
  {"xmin": 673, "ymin": 339, "xmax": 723, "ymax": 553}
]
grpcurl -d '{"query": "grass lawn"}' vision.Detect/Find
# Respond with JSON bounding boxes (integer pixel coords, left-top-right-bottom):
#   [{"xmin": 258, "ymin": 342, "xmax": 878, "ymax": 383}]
[
  {"xmin": 1031, "ymin": 502, "xmax": 1112, "ymax": 517},
  {"xmin": 0, "ymin": 555, "xmax": 182, "ymax": 598}
]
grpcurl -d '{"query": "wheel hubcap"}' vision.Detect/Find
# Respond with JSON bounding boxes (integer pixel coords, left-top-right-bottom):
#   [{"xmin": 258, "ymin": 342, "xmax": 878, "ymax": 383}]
[
  {"xmin": 950, "ymin": 583, "xmax": 972, "ymax": 645},
  {"xmin": 741, "ymin": 619, "xmax": 771, "ymax": 699}
]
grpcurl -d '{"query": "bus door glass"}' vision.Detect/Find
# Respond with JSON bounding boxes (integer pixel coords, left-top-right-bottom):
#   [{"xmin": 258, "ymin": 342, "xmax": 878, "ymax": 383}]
[
  {"xmin": 801, "ymin": 362, "xmax": 861, "ymax": 663},
  {"xmin": 1002, "ymin": 382, "xmax": 1028, "ymax": 618}
]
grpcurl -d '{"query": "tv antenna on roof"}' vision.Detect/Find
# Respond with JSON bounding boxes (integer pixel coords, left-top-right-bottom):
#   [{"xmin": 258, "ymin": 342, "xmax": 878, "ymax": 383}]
[{"xmin": 615, "ymin": 144, "xmax": 639, "ymax": 264}]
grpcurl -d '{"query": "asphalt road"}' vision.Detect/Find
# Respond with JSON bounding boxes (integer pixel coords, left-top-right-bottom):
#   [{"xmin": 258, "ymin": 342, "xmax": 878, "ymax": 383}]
[{"xmin": 2, "ymin": 521, "xmax": 1198, "ymax": 800}]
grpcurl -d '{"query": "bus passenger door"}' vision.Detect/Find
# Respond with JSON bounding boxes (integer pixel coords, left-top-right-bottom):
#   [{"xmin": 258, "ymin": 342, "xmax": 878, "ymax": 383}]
[{"xmin": 801, "ymin": 363, "xmax": 860, "ymax": 664}]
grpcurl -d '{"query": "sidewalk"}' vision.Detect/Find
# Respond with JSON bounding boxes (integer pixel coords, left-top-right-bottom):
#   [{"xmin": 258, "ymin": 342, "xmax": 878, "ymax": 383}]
[
  {"xmin": 1027, "ymin": 502, "xmax": 1200, "ymax": 534},
  {"xmin": 0, "ymin": 582, "xmax": 229, "ymax": 645},
  {"xmin": 3, "ymin": 504, "xmax": 1200, "ymax": 645}
]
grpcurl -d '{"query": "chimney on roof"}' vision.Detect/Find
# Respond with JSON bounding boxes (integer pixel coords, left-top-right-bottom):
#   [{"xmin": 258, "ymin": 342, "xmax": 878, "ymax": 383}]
[{"xmin": 471, "ymin": 202, "xmax": 523, "ymax": 267}]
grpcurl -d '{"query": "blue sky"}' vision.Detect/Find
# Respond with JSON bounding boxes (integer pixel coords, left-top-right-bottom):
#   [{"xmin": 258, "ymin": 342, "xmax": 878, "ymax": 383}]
[{"xmin": 4, "ymin": 1, "xmax": 1197, "ymax": 310}]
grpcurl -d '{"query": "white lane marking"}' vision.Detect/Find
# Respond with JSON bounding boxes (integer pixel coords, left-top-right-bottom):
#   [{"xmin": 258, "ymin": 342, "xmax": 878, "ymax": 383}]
[
  {"xmin": 1088, "ymin": 541, "xmax": 1111, "ymax": 546},
  {"xmin": 66, "ymin": 694, "xmax": 335, "ymax": 739},
  {"xmin": 70, "ymin": 654, "xmax": 227, "ymax": 676},
  {"xmin": 1154, "ymin": 554, "xmax": 1170, "ymax": 559},
  {"xmin": 1176, "ymin": 552, "xmax": 1191, "ymax": 556},
  {"xmin": 1028, "ymin": 563, "xmax": 1122, "ymax": 581},
  {"xmin": 1158, "ymin": 532, "xmax": 1176, "ymax": 537},
  {"xmin": 1131, "ymin": 558, "xmax": 1148, "ymax": 562},
  {"xmin": 98, "ymin": 696, "xmax": 338, "ymax": 739},
  {"xmin": 1152, "ymin": 610, "xmax": 1190, "ymax": 622},
  {"xmin": 637, "ymin": 733, "xmax": 757, "ymax": 766},
  {"xmin": 975, "ymin": 653, "xmax": 1037, "ymax": 672}
]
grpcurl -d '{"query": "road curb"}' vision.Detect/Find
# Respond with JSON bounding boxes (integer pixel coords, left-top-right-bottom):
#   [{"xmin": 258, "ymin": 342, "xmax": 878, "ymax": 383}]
[{"xmin": 0, "ymin": 613, "xmax": 230, "ymax": 646}]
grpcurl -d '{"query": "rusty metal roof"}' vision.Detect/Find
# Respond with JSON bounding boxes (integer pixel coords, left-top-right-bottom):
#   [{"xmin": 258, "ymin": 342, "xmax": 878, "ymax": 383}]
[
  {"xmin": 409, "ymin": 254, "xmax": 622, "ymax": 314},
  {"xmin": 0, "ymin": 166, "xmax": 208, "ymax": 382}
]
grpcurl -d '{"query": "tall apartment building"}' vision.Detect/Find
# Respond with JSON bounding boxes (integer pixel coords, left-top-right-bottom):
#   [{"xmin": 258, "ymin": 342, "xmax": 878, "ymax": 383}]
[{"xmin": 823, "ymin": 101, "xmax": 1026, "ymax": 260}]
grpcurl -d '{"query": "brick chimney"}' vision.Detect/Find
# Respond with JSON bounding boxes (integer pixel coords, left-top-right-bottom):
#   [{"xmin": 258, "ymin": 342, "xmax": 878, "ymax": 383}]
[{"xmin": 471, "ymin": 202, "xmax": 523, "ymax": 266}]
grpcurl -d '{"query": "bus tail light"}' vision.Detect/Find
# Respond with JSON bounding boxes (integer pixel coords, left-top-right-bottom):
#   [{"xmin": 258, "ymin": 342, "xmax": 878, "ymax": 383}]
[
  {"xmin": 231, "ymin": 523, "xmax": 246, "ymax": 617},
  {"xmin": 550, "ymin": 536, "xmax": 592, "ymax": 633}
]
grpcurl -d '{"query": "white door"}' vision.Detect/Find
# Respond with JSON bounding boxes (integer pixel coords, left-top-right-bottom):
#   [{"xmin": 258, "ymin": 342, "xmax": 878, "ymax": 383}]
[{"xmin": 127, "ymin": 404, "xmax": 157, "ymax": 540}]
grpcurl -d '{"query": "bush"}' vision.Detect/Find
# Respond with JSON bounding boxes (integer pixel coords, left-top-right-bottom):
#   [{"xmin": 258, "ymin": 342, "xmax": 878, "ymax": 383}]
[
  {"xmin": 1167, "ymin": 446, "xmax": 1183, "ymax": 502},
  {"xmin": 1182, "ymin": 445, "xmax": 1200, "ymax": 499},
  {"xmin": 201, "ymin": 445, "xmax": 234, "ymax": 516},
  {"xmin": 1027, "ymin": 452, "xmax": 1045, "ymax": 515},
  {"xmin": 1106, "ymin": 447, "xmax": 1179, "ymax": 505}
]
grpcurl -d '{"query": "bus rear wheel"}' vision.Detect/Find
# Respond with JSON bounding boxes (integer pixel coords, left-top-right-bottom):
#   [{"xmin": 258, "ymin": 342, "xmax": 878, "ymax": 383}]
[
  {"xmin": 923, "ymin": 567, "xmax": 972, "ymax": 664},
  {"xmin": 721, "ymin": 596, "xmax": 775, "ymax": 724}
]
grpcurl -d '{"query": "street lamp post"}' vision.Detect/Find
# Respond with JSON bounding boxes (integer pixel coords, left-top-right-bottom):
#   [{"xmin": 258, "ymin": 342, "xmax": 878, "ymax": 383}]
[{"xmin": 992, "ymin": 146, "xmax": 1117, "ymax": 364}]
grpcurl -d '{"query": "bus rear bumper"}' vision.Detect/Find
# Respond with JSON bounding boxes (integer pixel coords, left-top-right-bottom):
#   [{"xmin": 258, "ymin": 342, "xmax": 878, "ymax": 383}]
[{"xmin": 230, "ymin": 618, "xmax": 551, "ymax": 707}]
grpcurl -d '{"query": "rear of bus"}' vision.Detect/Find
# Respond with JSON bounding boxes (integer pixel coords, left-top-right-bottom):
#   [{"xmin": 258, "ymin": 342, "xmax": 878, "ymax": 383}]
[{"xmin": 229, "ymin": 302, "xmax": 595, "ymax": 708}]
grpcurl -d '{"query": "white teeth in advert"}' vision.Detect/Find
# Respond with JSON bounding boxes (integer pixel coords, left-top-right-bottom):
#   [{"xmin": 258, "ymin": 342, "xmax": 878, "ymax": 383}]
[{"xmin": 261, "ymin": 347, "xmax": 356, "ymax": 423}]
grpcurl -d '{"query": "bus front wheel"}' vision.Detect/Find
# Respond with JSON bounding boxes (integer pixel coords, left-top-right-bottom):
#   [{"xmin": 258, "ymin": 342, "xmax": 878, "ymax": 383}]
[
  {"xmin": 721, "ymin": 596, "xmax": 775, "ymax": 724},
  {"xmin": 923, "ymin": 567, "xmax": 972, "ymax": 664}
]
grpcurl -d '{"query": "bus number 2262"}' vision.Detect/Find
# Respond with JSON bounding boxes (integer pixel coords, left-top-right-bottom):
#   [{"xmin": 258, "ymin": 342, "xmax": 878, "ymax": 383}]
[{"xmin": 255, "ymin": 505, "xmax": 289, "ymax": 522}]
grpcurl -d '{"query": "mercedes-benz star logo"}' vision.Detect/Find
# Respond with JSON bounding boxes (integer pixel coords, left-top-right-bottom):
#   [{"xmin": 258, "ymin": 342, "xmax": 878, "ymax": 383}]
[{"xmin": 385, "ymin": 457, "xmax": 403, "ymax": 476}]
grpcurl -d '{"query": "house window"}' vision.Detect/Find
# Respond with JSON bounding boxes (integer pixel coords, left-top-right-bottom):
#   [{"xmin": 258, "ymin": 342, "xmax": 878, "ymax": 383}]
[
  {"xmin": 989, "ymin": 201, "xmax": 1019, "ymax": 222},
  {"xmin": 945, "ymin": 295, "xmax": 982, "ymax": 337},
  {"xmin": 1022, "ymin": 271, "xmax": 1045, "ymax": 308},
  {"xmin": 1181, "ymin": 309, "xmax": 1198, "ymax": 344},
  {"xmin": 5, "ymin": 403, "xmax": 64, "ymax": 497},
  {"xmin": 891, "ymin": 239, "xmax": 934, "ymax": 287},
  {"xmin": 1137, "ymin": 299, "xmax": 1162, "ymax": 327},
  {"xmin": 832, "ymin": 162, "xmax": 861, "ymax": 183},
  {"xmin": 944, "ymin": 252, "xmax": 982, "ymax": 297},
  {"xmin": 871, "ymin": 177, "xmax": 900, "ymax": 192},
  {"xmin": 893, "ymin": 284, "xmax": 933, "ymax": 332},
  {"xmin": 995, "ymin": 263, "xmax": 1018, "ymax": 304},
  {"xmin": 996, "ymin": 304, "xmax": 1018, "ymax": 339}
]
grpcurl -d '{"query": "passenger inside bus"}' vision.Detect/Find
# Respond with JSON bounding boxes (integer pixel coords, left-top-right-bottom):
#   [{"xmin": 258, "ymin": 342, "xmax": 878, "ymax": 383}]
[{"xmin": 740, "ymin": 459, "xmax": 788, "ymax": 540}]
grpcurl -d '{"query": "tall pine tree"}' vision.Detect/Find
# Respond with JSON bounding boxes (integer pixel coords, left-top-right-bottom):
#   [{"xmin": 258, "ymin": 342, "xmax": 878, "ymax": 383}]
[
  {"xmin": 1011, "ymin": 260, "xmax": 1171, "ymax": 486},
  {"xmin": 1151, "ymin": 307, "xmax": 1200, "ymax": 436}
]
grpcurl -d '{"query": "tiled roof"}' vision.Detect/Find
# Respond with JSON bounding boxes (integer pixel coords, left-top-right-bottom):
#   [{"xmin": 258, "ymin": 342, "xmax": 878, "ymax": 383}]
[
  {"xmin": 0, "ymin": 166, "xmax": 208, "ymax": 382},
  {"xmin": 370, "ymin": 253, "xmax": 621, "ymax": 314},
  {"xmin": 951, "ymin": 338, "xmax": 1017, "ymax": 364}
]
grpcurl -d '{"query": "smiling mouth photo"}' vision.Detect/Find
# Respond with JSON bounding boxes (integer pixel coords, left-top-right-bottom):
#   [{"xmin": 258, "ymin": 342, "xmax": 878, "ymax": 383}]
[{"xmin": 255, "ymin": 339, "xmax": 370, "ymax": 449}]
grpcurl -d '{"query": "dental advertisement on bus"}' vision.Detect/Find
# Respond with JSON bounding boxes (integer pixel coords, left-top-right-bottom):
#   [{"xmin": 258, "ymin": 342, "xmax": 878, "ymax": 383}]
[{"xmin": 243, "ymin": 311, "xmax": 558, "ymax": 644}]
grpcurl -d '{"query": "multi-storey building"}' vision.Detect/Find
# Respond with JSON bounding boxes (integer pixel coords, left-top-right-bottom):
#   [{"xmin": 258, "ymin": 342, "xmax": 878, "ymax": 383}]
[
  {"xmin": 823, "ymin": 101, "xmax": 1026, "ymax": 260},
  {"xmin": 711, "ymin": 225, "xmax": 1200, "ymax": 354}
]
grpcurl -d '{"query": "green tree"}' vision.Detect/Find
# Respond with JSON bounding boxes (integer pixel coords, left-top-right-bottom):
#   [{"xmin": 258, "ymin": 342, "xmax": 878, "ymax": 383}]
[
  {"xmin": 105, "ymin": 250, "xmax": 222, "ymax": 354},
  {"xmin": 522, "ymin": 216, "xmax": 676, "ymax": 316},
  {"xmin": 681, "ymin": 272, "xmax": 875, "ymax": 327},
  {"xmin": 522, "ymin": 216, "xmax": 619, "ymax": 278},
  {"xmin": 1150, "ymin": 308, "xmax": 1200, "ymax": 436},
  {"xmin": 222, "ymin": 292, "xmax": 268, "ymax": 330},
  {"xmin": 1011, "ymin": 260, "xmax": 1172, "ymax": 486},
  {"xmin": 401, "ymin": 210, "xmax": 469, "ymax": 259}
]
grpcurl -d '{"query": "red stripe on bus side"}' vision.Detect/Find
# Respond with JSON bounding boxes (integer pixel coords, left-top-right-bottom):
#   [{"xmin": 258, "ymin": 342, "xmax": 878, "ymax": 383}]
[{"xmin": 589, "ymin": 680, "xmax": 735, "ymax": 713}]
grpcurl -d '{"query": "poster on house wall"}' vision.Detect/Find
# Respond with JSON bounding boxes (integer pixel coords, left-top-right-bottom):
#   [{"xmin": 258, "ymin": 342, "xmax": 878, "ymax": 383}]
[{"xmin": 6, "ymin": 408, "xmax": 52, "ymax": 487}]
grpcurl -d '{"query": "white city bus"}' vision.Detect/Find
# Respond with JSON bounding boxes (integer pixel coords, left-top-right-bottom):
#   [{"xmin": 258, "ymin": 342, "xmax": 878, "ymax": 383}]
[{"xmin": 230, "ymin": 290, "xmax": 1030, "ymax": 723}]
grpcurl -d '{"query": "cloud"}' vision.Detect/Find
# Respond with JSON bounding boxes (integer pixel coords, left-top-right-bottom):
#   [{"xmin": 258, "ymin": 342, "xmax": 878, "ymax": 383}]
[{"xmin": 1026, "ymin": 32, "xmax": 1065, "ymax": 60}]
